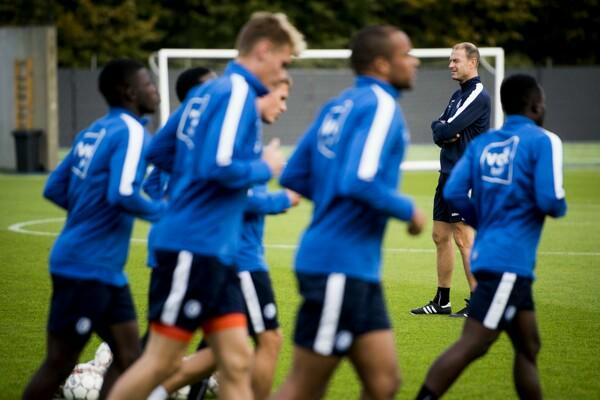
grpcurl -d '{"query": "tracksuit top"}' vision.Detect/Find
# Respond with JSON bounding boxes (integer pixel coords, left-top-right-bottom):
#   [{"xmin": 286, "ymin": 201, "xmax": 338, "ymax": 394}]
[
  {"xmin": 235, "ymin": 184, "xmax": 291, "ymax": 272},
  {"xmin": 44, "ymin": 108, "xmax": 165, "ymax": 286},
  {"xmin": 432, "ymin": 76, "xmax": 491, "ymax": 174},
  {"xmin": 444, "ymin": 115, "xmax": 567, "ymax": 279},
  {"xmin": 280, "ymin": 76, "xmax": 415, "ymax": 283},
  {"xmin": 149, "ymin": 62, "xmax": 272, "ymax": 266}
]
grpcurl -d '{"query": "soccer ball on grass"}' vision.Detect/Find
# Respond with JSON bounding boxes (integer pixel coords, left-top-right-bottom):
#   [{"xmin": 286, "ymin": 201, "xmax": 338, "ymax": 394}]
[{"xmin": 62, "ymin": 362, "xmax": 104, "ymax": 400}]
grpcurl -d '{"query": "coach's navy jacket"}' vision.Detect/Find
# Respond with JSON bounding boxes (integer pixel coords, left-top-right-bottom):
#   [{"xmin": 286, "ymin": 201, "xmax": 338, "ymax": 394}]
[
  {"xmin": 280, "ymin": 76, "xmax": 415, "ymax": 283},
  {"xmin": 444, "ymin": 115, "xmax": 567, "ymax": 279},
  {"xmin": 432, "ymin": 76, "xmax": 491, "ymax": 174},
  {"xmin": 43, "ymin": 108, "xmax": 165, "ymax": 286}
]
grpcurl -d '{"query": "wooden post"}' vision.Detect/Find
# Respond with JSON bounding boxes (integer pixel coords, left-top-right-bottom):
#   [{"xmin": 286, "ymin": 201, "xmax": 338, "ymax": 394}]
[{"xmin": 14, "ymin": 58, "xmax": 34, "ymax": 130}]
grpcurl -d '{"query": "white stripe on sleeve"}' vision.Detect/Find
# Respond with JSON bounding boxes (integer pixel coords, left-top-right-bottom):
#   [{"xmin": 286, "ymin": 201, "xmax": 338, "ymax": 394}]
[
  {"xmin": 447, "ymin": 83, "xmax": 484, "ymax": 123},
  {"xmin": 483, "ymin": 272, "xmax": 517, "ymax": 330},
  {"xmin": 216, "ymin": 74, "xmax": 249, "ymax": 166},
  {"xmin": 119, "ymin": 113, "xmax": 145, "ymax": 196},
  {"xmin": 239, "ymin": 271, "xmax": 266, "ymax": 334},
  {"xmin": 357, "ymin": 85, "xmax": 396, "ymax": 181},
  {"xmin": 542, "ymin": 129, "xmax": 565, "ymax": 199},
  {"xmin": 161, "ymin": 251, "xmax": 193, "ymax": 325},
  {"xmin": 313, "ymin": 273, "xmax": 346, "ymax": 355}
]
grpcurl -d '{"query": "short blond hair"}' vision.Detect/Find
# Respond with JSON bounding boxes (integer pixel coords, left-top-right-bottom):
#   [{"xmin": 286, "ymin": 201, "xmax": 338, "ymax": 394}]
[
  {"xmin": 236, "ymin": 12, "xmax": 306, "ymax": 57},
  {"xmin": 453, "ymin": 42, "xmax": 480, "ymax": 67}
]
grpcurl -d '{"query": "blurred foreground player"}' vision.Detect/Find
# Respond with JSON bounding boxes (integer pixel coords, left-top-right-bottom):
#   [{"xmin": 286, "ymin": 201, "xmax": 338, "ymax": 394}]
[
  {"xmin": 274, "ymin": 25, "xmax": 425, "ymax": 400},
  {"xmin": 108, "ymin": 12, "xmax": 305, "ymax": 400},
  {"xmin": 23, "ymin": 59, "xmax": 164, "ymax": 400},
  {"xmin": 148, "ymin": 76, "xmax": 298, "ymax": 400},
  {"xmin": 416, "ymin": 74, "xmax": 567, "ymax": 400}
]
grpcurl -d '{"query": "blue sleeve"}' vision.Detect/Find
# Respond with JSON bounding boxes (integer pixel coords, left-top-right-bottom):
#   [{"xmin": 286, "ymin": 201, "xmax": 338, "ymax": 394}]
[
  {"xmin": 443, "ymin": 143, "xmax": 478, "ymax": 227},
  {"xmin": 338, "ymin": 107, "xmax": 414, "ymax": 222},
  {"xmin": 534, "ymin": 133, "xmax": 567, "ymax": 218},
  {"xmin": 432, "ymin": 90, "xmax": 489, "ymax": 145},
  {"xmin": 107, "ymin": 125, "xmax": 166, "ymax": 222},
  {"xmin": 280, "ymin": 129, "xmax": 313, "ymax": 199},
  {"xmin": 194, "ymin": 83, "xmax": 272, "ymax": 189},
  {"xmin": 43, "ymin": 150, "xmax": 73, "ymax": 210},
  {"xmin": 245, "ymin": 188, "xmax": 291, "ymax": 215},
  {"xmin": 143, "ymin": 167, "xmax": 168, "ymax": 200},
  {"xmin": 146, "ymin": 105, "xmax": 184, "ymax": 173}
]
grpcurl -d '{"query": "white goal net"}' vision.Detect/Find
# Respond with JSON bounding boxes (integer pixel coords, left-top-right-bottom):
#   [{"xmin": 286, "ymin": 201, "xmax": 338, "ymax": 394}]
[{"xmin": 151, "ymin": 48, "xmax": 504, "ymax": 171}]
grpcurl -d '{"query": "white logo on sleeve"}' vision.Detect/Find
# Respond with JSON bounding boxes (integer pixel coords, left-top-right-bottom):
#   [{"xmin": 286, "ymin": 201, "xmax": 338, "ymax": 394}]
[
  {"xmin": 177, "ymin": 95, "xmax": 210, "ymax": 150},
  {"xmin": 480, "ymin": 136, "xmax": 520, "ymax": 185},
  {"xmin": 317, "ymin": 100, "xmax": 353, "ymax": 159},
  {"xmin": 71, "ymin": 129, "xmax": 106, "ymax": 179}
]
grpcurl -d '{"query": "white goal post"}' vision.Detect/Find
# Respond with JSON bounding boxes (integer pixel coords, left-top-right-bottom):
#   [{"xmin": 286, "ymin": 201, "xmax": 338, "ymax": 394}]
[{"xmin": 152, "ymin": 48, "xmax": 504, "ymax": 170}]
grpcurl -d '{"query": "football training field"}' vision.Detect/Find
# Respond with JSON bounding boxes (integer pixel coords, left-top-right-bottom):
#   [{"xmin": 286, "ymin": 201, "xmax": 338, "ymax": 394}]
[{"xmin": 1, "ymin": 166, "xmax": 599, "ymax": 399}]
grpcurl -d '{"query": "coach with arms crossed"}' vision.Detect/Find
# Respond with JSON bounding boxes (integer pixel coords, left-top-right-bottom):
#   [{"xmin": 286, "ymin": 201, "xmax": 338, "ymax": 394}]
[{"xmin": 411, "ymin": 42, "xmax": 490, "ymax": 318}]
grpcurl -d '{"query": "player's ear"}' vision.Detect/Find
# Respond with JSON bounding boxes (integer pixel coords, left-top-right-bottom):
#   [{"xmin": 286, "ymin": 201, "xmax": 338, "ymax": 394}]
[
  {"xmin": 254, "ymin": 39, "xmax": 272, "ymax": 61},
  {"xmin": 372, "ymin": 56, "xmax": 390, "ymax": 76},
  {"xmin": 123, "ymin": 84, "xmax": 137, "ymax": 103}
]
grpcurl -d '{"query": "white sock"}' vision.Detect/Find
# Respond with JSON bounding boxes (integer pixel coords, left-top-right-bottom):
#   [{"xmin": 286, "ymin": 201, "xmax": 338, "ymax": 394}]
[{"xmin": 147, "ymin": 385, "xmax": 169, "ymax": 400}]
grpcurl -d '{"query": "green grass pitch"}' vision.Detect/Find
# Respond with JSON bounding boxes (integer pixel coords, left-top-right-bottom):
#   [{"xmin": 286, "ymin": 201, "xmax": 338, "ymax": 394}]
[{"xmin": 1, "ymin": 169, "xmax": 599, "ymax": 399}]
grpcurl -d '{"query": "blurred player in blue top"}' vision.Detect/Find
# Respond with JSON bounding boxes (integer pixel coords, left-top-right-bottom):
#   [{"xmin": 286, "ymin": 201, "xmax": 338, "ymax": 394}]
[
  {"xmin": 416, "ymin": 74, "xmax": 567, "ymax": 400},
  {"xmin": 142, "ymin": 66, "xmax": 217, "ymax": 270},
  {"xmin": 23, "ymin": 59, "xmax": 164, "ymax": 400},
  {"xmin": 108, "ymin": 12, "xmax": 305, "ymax": 400},
  {"xmin": 273, "ymin": 25, "xmax": 425, "ymax": 400},
  {"xmin": 147, "ymin": 75, "xmax": 300, "ymax": 400}
]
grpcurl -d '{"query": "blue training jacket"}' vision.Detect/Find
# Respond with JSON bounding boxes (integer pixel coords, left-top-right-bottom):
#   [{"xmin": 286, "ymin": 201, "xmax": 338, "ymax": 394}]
[
  {"xmin": 432, "ymin": 76, "xmax": 491, "ymax": 174},
  {"xmin": 280, "ymin": 76, "xmax": 415, "ymax": 282},
  {"xmin": 444, "ymin": 115, "xmax": 567, "ymax": 279},
  {"xmin": 44, "ymin": 108, "xmax": 166, "ymax": 286},
  {"xmin": 235, "ymin": 184, "xmax": 291, "ymax": 272},
  {"xmin": 149, "ymin": 62, "xmax": 272, "ymax": 265}
]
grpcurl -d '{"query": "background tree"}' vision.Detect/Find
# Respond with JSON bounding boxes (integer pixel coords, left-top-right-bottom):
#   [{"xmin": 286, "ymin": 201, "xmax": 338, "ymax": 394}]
[{"xmin": 1, "ymin": 0, "xmax": 598, "ymax": 67}]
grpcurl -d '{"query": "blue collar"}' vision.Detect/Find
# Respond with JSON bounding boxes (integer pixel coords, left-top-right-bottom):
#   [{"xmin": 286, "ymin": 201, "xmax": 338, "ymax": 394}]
[
  {"xmin": 356, "ymin": 75, "xmax": 401, "ymax": 99},
  {"xmin": 224, "ymin": 62, "xmax": 269, "ymax": 97},
  {"xmin": 460, "ymin": 76, "xmax": 481, "ymax": 90},
  {"xmin": 504, "ymin": 114, "xmax": 537, "ymax": 127},
  {"xmin": 108, "ymin": 107, "xmax": 148, "ymax": 126}
]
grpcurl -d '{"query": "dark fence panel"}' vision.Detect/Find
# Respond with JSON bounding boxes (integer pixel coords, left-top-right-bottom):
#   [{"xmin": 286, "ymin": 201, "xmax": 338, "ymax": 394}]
[{"xmin": 58, "ymin": 66, "xmax": 600, "ymax": 147}]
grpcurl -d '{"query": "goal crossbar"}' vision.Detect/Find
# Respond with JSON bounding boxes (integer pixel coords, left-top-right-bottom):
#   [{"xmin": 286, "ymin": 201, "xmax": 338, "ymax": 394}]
[{"xmin": 155, "ymin": 47, "xmax": 504, "ymax": 129}]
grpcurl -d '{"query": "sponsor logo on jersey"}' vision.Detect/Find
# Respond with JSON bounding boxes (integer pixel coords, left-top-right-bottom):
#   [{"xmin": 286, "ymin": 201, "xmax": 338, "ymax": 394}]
[
  {"xmin": 317, "ymin": 100, "xmax": 353, "ymax": 158},
  {"xmin": 480, "ymin": 136, "xmax": 520, "ymax": 185}
]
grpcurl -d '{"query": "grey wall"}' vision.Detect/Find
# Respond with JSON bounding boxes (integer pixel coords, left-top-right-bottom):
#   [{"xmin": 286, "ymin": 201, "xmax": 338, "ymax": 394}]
[
  {"xmin": 57, "ymin": 66, "xmax": 600, "ymax": 148},
  {"xmin": 0, "ymin": 26, "xmax": 58, "ymax": 170}
]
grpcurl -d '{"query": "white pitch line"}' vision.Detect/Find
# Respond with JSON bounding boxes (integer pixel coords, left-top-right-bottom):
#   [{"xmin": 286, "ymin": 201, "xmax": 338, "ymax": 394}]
[{"xmin": 6, "ymin": 218, "xmax": 600, "ymax": 257}]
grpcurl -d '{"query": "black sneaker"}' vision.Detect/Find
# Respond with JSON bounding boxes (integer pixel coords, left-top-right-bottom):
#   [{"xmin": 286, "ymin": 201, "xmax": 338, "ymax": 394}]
[
  {"xmin": 410, "ymin": 301, "xmax": 451, "ymax": 315},
  {"xmin": 449, "ymin": 299, "xmax": 470, "ymax": 318}
]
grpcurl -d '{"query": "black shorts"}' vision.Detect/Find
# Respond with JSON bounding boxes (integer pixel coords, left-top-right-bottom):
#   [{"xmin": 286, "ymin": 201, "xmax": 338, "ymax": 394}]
[
  {"xmin": 149, "ymin": 250, "xmax": 245, "ymax": 335},
  {"xmin": 469, "ymin": 271, "xmax": 534, "ymax": 331},
  {"xmin": 294, "ymin": 272, "xmax": 390, "ymax": 357},
  {"xmin": 433, "ymin": 172, "xmax": 464, "ymax": 223},
  {"xmin": 238, "ymin": 270, "xmax": 279, "ymax": 336},
  {"xmin": 48, "ymin": 274, "xmax": 136, "ymax": 346}
]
